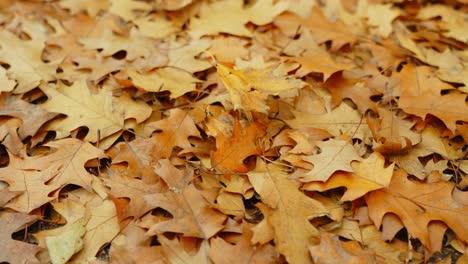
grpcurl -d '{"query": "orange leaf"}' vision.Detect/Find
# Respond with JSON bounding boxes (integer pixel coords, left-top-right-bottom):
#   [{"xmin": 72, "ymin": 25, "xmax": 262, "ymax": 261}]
[
  {"xmin": 212, "ymin": 119, "xmax": 266, "ymax": 173},
  {"xmin": 365, "ymin": 169, "xmax": 468, "ymax": 251}
]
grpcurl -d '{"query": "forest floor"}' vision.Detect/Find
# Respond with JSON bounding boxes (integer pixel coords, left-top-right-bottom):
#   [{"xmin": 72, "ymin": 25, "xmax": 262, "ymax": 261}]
[{"xmin": 0, "ymin": 0, "xmax": 467, "ymax": 263}]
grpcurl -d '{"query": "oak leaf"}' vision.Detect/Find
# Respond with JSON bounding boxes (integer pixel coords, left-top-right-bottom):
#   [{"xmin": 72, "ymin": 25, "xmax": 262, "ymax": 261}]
[
  {"xmin": 145, "ymin": 184, "xmax": 226, "ymax": 238},
  {"xmin": 399, "ymin": 91, "xmax": 468, "ymax": 133},
  {"xmin": 159, "ymin": 236, "xmax": 210, "ymax": 264},
  {"xmin": 34, "ymin": 199, "xmax": 88, "ymax": 264},
  {"xmin": 417, "ymin": 5, "xmax": 468, "ymax": 42},
  {"xmin": 23, "ymin": 138, "xmax": 106, "ymax": 192},
  {"xmin": 275, "ymin": 7, "xmax": 357, "ymax": 51},
  {"xmin": 209, "ymin": 226, "xmax": 279, "ymax": 264},
  {"xmin": 287, "ymin": 102, "xmax": 371, "ymax": 139},
  {"xmin": 367, "ymin": 108, "xmax": 421, "ymax": 154},
  {"xmin": 144, "ymin": 108, "xmax": 201, "ymax": 158},
  {"xmin": 129, "ymin": 67, "xmax": 201, "ymax": 99},
  {"xmin": 216, "ymin": 62, "xmax": 303, "ymax": 113},
  {"xmin": 0, "ymin": 30, "xmax": 57, "ymax": 93},
  {"xmin": 103, "ymin": 168, "xmax": 162, "ymax": 219},
  {"xmin": 211, "ymin": 119, "xmax": 266, "ymax": 173},
  {"xmin": 365, "ymin": 169, "xmax": 468, "ymax": 251},
  {"xmin": 40, "ymin": 81, "xmax": 151, "ymax": 142},
  {"xmin": 0, "ymin": 153, "xmax": 58, "ymax": 212},
  {"xmin": 0, "ymin": 95, "xmax": 58, "ymax": 139},
  {"xmin": 248, "ymin": 161, "xmax": 329, "ymax": 263},
  {"xmin": 309, "ymin": 232, "xmax": 375, "ymax": 264},
  {"xmin": 324, "ymin": 73, "xmax": 379, "ymax": 113},
  {"xmin": 0, "ymin": 212, "xmax": 40, "ymax": 264},
  {"xmin": 43, "ymin": 189, "xmax": 120, "ymax": 263},
  {"xmin": 168, "ymin": 38, "xmax": 212, "ymax": 73},
  {"xmin": 294, "ymin": 49, "xmax": 353, "ymax": 81},
  {"xmin": 189, "ymin": 0, "xmax": 287, "ymax": 38},
  {"xmin": 304, "ymin": 152, "xmax": 394, "ymax": 201},
  {"xmin": 299, "ymin": 139, "xmax": 361, "ymax": 182}
]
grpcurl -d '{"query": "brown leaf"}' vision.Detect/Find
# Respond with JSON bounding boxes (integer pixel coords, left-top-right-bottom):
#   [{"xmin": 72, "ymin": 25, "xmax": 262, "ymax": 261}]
[
  {"xmin": 0, "ymin": 212, "xmax": 40, "ymax": 264},
  {"xmin": 212, "ymin": 119, "xmax": 266, "ymax": 173},
  {"xmin": 309, "ymin": 232, "xmax": 375, "ymax": 264},
  {"xmin": 365, "ymin": 169, "xmax": 468, "ymax": 251},
  {"xmin": 145, "ymin": 184, "xmax": 226, "ymax": 239},
  {"xmin": 248, "ymin": 161, "xmax": 328, "ymax": 263}
]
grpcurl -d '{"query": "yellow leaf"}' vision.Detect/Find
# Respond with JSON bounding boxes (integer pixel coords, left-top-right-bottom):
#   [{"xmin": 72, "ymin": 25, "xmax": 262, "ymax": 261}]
[
  {"xmin": 129, "ymin": 67, "xmax": 201, "ymax": 98},
  {"xmin": 40, "ymin": 81, "xmax": 151, "ymax": 142},
  {"xmin": 216, "ymin": 62, "xmax": 303, "ymax": 112},
  {"xmin": 248, "ymin": 160, "xmax": 328, "ymax": 263}
]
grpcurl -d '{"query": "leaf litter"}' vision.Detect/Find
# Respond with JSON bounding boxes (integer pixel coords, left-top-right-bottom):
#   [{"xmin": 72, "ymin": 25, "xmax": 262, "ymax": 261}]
[{"xmin": 0, "ymin": 0, "xmax": 467, "ymax": 263}]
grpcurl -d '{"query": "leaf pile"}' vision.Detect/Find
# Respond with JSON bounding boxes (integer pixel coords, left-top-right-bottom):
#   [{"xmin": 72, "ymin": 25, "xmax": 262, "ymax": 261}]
[{"xmin": 0, "ymin": 0, "xmax": 467, "ymax": 263}]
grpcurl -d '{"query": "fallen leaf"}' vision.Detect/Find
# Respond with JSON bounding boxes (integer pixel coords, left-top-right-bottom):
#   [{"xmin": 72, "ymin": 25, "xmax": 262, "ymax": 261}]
[
  {"xmin": 366, "ymin": 169, "xmax": 468, "ymax": 251},
  {"xmin": 300, "ymin": 139, "xmax": 362, "ymax": 182},
  {"xmin": 309, "ymin": 232, "xmax": 375, "ymax": 264},
  {"xmin": 248, "ymin": 160, "xmax": 329, "ymax": 263},
  {"xmin": 145, "ymin": 184, "xmax": 226, "ymax": 238},
  {"xmin": 304, "ymin": 152, "xmax": 394, "ymax": 201},
  {"xmin": 40, "ymin": 81, "xmax": 151, "ymax": 142},
  {"xmin": 212, "ymin": 119, "xmax": 266, "ymax": 173},
  {"xmin": 0, "ymin": 212, "xmax": 40, "ymax": 264}
]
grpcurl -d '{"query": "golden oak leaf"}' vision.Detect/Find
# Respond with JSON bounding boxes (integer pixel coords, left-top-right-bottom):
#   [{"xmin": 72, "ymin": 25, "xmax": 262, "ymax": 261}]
[
  {"xmin": 367, "ymin": 108, "xmax": 421, "ymax": 154},
  {"xmin": 365, "ymin": 169, "xmax": 468, "ymax": 251},
  {"xmin": 40, "ymin": 81, "xmax": 151, "ymax": 142},
  {"xmin": 408, "ymin": 125, "xmax": 462, "ymax": 158},
  {"xmin": 391, "ymin": 64, "xmax": 454, "ymax": 97},
  {"xmin": 417, "ymin": 5, "xmax": 468, "ymax": 43},
  {"xmin": 0, "ymin": 95, "xmax": 58, "ymax": 139},
  {"xmin": 209, "ymin": 229, "xmax": 279, "ymax": 263},
  {"xmin": 129, "ymin": 67, "xmax": 201, "ymax": 98},
  {"xmin": 79, "ymin": 28, "xmax": 159, "ymax": 61},
  {"xmin": 108, "ymin": 0, "xmax": 151, "ymax": 21},
  {"xmin": 189, "ymin": 0, "xmax": 288, "ymax": 38},
  {"xmin": 159, "ymin": 236, "xmax": 210, "ymax": 264},
  {"xmin": 211, "ymin": 119, "xmax": 266, "ymax": 173},
  {"xmin": 0, "ymin": 30, "xmax": 57, "ymax": 94},
  {"xmin": 24, "ymin": 138, "xmax": 107, "ymax": 192},
  {"xmin": 109, "ymin": 222, "xmax": 166, "ymax": 264},
  {"xmin": 360, "ymin": 225, "xmax": 423, "ymax": 263},
  {"xmin": 324, "ymin": 73, "xmax": 379, "ymax": 113},
  {"xmin": 103, "ymin": 168, "xmax": 162, "ymax": 219},
  {"xmin": 144, "ymin": 108, "xmax": 201, "ymax": 158},
  {"xmin": 60, "ymin": 189, "xmax": 120, "ymax": 263},
  {"xmin": 0, "ymin": 212, "xmax": 40, "ymax": 264},
  {"xmin": 107, "ymin": 137, "xmax": 158, "ymax": 181},
  {"xmin": 295, "ymin": 49, "xmax": 353, "ymax": 81},
  {"xmin": 309, "ymin": 232, "xmax": 375, "ymax": 264},
  {"xmin": 399, "ymin": 91, "xmax": 468, "ymax": 133},
  {"xmin": 300, "ymin": 139, "xmax": 361, "ymax": 182},
  {"xmin": 145, "ymin": 184, "xmax": 226, "ymax": 238},
  {"xmin": 248, "ymin": 161, "xmax": 329, "ymax": 263},
  {"xmin": 168, "ymin": 38, "xmax": 212, "ymax": 73},
  {"xmin": 275, "ymin": 7, "xmax": 358, "ymax": 51},
  {"xmin": 33, "ymin": 199, "xmax": 88, "ymax": 264},
  {"xmin": 134, "ymin": 13, "xmax": 179, "ymax": 39},
  {"xmin": 364, "ymin": 3, "xmax": 400, "ymax": 37},
  {"xmin": 287, "ymin": 102, "xmax": 371, "ymax": 139},
  {"xmin": 0, "ymin": 153, "xmax": 58, "ymax": 212},
  {"xmin": 304, "ymin": 152, "xmax": 394, "ymax": 201},
  {"xmin": 216, "ymin": 62, "xmax": 303, "ymax": 113}
]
